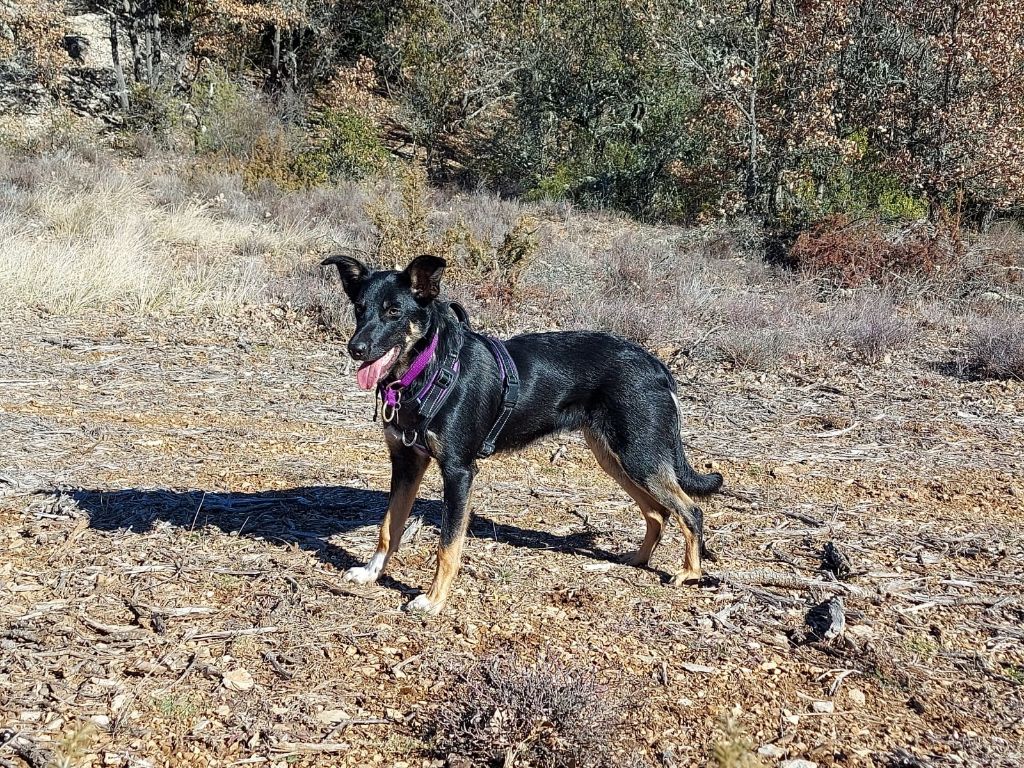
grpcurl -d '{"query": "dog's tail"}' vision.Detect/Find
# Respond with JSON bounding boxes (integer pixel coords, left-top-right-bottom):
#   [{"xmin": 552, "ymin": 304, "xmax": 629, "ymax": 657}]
[
  {"xmin": 675, "ymin": 452, "xmax": 724, "ymax": 496},
  {"xmin": 668, "ymin": 391, "xmax": 723, "ymax": 497}
]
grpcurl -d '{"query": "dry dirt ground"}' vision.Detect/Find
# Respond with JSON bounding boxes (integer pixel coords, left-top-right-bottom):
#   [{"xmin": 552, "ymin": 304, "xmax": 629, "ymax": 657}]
[{"xmin": 1, "ymin": 306, "xmax": 1022, "ymax": 768}]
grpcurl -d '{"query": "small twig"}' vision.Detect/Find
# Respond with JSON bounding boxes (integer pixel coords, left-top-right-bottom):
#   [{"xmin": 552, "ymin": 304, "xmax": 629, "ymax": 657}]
[
  {"xmin": 264, "ymin": 651, "xmax": 293, "ymax": 680},
  {"xmin": 186, "ymin": 626, "xmax": 280, "ymax": 641}
]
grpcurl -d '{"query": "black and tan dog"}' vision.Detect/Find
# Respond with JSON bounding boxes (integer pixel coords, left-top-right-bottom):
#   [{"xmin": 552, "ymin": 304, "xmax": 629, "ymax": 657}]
[{"xmin": 323, "ymin": 253, "xmax": 723, "ymax": 614}]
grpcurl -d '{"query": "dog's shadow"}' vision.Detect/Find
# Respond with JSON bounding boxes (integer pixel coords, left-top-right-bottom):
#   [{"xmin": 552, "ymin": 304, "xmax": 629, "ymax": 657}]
[{"xmin": 71, "ymin": 485, "xmax": 622, "ymax": 595}]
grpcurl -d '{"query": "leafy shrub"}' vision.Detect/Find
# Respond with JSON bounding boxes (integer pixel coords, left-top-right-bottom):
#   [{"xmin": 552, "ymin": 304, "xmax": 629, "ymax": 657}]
[
  {"xmin": 0, "ymin": 0, "xmax": 66, "ymax": 84},
  {"xmin": 365, "ymin": 166, "xmax": 433, "ymax": 265},
  {"xmin": 431, "ymin": 656, "xmax": 628, "ymax": 768},
  {"xmin": 124, "ymin": 84, "xmax": 185, "ymax": 148},
  {"xmin": 365, "ymin": 168, "xmax": 538, "ymax": 307},
  {"xmin": 293, "ymin": 108, "xmax": 390, "ymax": 184}
]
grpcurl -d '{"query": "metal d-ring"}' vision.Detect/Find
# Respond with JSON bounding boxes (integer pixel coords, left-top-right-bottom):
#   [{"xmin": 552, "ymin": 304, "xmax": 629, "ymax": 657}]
[
  {"xmin": 402, "ymin": 428, "xmax": 418, "ymax": 447},
  {"xmin": 381, "ymin": 385, "xmax": 401, "ymax": 423}
]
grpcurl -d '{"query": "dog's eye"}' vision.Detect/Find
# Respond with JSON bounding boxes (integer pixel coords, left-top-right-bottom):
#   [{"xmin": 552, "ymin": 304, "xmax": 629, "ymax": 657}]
[{"xmin": 385, "ymin": 305, "xmax": 402, "ymax": 318}]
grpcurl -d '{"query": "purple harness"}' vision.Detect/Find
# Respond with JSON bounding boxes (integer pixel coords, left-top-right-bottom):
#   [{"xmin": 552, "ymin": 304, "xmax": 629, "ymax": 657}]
[
  {"xmin": 376, "ymin": 327, "xmax": 518, "ymax": 458},
  {"xmin": 381, "ymin": 332, "xmax": 446, "ymax": 412}
]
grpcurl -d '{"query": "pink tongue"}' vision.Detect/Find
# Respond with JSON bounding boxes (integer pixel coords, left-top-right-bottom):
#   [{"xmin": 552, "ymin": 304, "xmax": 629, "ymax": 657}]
[{"xmin": 356, "ymin": 347, "xmax": 399, "ymax": 390}]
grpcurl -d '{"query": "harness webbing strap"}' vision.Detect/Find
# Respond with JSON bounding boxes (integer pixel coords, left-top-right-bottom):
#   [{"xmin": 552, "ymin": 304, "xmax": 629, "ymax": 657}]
[
  {"xmin": 414, "ymin": 352, "xmax": 460, "ymax": 422},
  {"xmin": 477, "ymin": 336, "xmax": 520, "ymax": 459},
  {"xmin": 373, "ymin": 305, "xmax": 517, "ymax": 459}
]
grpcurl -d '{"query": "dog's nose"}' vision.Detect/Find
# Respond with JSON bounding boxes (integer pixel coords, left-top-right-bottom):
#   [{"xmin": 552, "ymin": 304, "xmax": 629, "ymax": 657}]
[{"xmin": 348, "ymin": 341, "xmax": 368, "ymax": 360}]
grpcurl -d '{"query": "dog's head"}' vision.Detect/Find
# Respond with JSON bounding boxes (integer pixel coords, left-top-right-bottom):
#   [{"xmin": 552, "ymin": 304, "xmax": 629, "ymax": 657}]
[{"xmin": 321, "ymin": 253, "xmax": 446, "ymax": 390}]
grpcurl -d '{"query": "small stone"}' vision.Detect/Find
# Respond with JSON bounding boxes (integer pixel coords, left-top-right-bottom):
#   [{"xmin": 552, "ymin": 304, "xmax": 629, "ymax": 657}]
[
  {"xmin": 90, "ymin": 714, "xmax": 111, "ymax": 729},
  {"xmin": 849, "ymin": 624, "xmax": 873, "ymax": 638},
  {"xmin": 780, "ymin": 760, "xmax": 818, "ymax": 768},
  {"xmin": 317, "ymin": 709, "xmax": 350, "ymax": 724},
  {"xmin": 221, "ymin": 668, "xmax": 254, "ymax": 692},
  {"xmin": 812, "ymin": 701, "xmax": 835, "ymax": 713},
  {"xmin": 215, "ymin": 705, "xmax": 231, "ymax": 717},
  {"xmin": 848, "ymin": 688, "xmax": 866, "ymax": 706},
  {"xmin": 758, "ymin": 744, "xmax": 786, "ymax": 759},
  {"xmin": 782, "ymin": 709, "xmax": 800, "ymax": 725}
]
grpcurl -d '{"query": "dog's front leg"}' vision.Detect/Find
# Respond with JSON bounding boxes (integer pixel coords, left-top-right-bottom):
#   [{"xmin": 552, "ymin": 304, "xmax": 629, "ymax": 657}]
[
  {"xmin": 406, "ymin": 463, "xmax": 475, "ymax": 615},
  {"xmin": 344, "ymin": 444, "xmax": 430, "ymax": 585}
]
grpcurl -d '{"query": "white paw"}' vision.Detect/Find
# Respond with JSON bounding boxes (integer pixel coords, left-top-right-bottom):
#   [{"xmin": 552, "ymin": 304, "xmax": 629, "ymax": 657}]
[
  {"xmin": 343, "ymin": 565, "xmax": 380, "ymax": 584},
  {"xmin": 405, "ymin": 594, "xmax": 443, "ymax": 615}
]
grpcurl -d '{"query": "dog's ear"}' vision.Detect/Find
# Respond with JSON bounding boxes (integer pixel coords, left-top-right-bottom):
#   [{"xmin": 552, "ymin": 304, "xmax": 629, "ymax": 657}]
[
  {"xmin": 321, "ymin": 255, "xmax": 368, "ymax": 302},
  {"xmin": 401, "ymin": 254, "xmax": 446, "ymax": 303}
]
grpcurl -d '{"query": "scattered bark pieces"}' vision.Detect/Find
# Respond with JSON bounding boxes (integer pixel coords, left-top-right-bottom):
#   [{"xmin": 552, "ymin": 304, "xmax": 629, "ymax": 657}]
[{"xmin": 822, "ymin": 541, "xmax": 853, "ymax": 580}]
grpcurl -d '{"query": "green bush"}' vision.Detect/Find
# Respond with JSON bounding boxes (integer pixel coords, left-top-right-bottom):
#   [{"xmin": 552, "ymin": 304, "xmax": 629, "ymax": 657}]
[
  {"xmin": 812, "ymin": 132, "xmax": 929, "ymax": 223},
  {"xmin": 293, "ymin": 108, "xmax": 389, "ymax": 184}
]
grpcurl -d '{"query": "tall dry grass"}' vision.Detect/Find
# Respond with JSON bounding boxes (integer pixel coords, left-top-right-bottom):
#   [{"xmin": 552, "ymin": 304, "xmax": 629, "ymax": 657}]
[
  {"xmin": 3, "ymin": 138, "xmax": 1020, "ymax": 377},
  {"xmin": 0, "ymin": 151, "xmax": 293, "ymax": 313}
]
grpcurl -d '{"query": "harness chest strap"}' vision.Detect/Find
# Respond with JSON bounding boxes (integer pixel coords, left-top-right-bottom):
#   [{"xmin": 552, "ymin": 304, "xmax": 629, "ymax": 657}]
[{"xmin": 376, "ymin": 331, "xmax": 519, "ymax": 457}]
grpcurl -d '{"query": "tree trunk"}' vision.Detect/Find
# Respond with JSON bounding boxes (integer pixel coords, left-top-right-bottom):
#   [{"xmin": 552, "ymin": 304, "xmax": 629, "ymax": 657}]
[
  {"xmin": 108, "ymin": 12, "xmax": 130, "ymax": 110},
  {"xmin": 151, "ymin": 3, "xmax": 161, "ymax": 77},
  {"xmin": 144, "ymin": 2, "xmax": 153, "ymax": 84},
  {"xmin": 271, "ymin": 24, "xmax": 282, "ymax": 88},
  {"xmin": 125, "ymin": 1, "xmax": 144, "ymax": 82}
]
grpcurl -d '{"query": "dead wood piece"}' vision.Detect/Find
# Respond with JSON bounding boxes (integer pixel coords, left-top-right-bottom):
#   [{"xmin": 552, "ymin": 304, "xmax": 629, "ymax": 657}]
[
  {"xmin": 317, "ymin": 579, "xmax": 382, "ymax": 600},
  {"xmin": 822, "ymin": 541, "xmax": 853, "ymax": 580},
  {"xmin": 80, "ymin": 615, "xmax": 146, "ymax": 636},
  {"xmin": 0, "ymin": 731, "xmax": 53, "ymax": 768},
  {"xmin": 715, "ymin": 569, "xmax": 866, "ymax": 597},
  {"xmin": 264, "ymin": 651, "xmax": 293, "ymax": 680},
  {"xmin": 272, "ymin": 741, "xmax": 353, "ymax": 754},
  {"xmin": 187, "ymin": 626, "xmax": 280, "ymax": 641},
  {"xmin": 784, "ymin": 509, "xmax": 826, "ymax": 526},
  {"xmin": 711, "ymin": 595, "xmax": 749, "ymax": 632},
  {"xmin": 792, "ymin": 597, "xmax": 847, "ymax": 645}
]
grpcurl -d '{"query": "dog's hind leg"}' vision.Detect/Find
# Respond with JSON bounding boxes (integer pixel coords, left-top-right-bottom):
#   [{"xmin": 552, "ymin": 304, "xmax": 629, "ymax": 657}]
[
  {"xmin": 643, "ymin": 464, "xmax": 705, "ymax": 585},
  {"xmin": 407, "ymin": 463, "xmax": 475, "ymax": 615},
  {"xmin": 584, "ymin": 429, "xmax": 668, "ymax": 567},
  {"xmin": 344, "ymin": 442, "xmax": 430, "ymax": 585},
  {"xmin": 586, "ymin": 425, "xmax": 706, "ymax": 585}
]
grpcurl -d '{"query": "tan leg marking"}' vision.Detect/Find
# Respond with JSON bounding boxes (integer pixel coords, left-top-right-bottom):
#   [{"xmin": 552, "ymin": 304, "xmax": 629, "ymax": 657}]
[
  {"xmin": 344, "ymin": 440, "xmax": 429, "ymax": 585},
  {"xmin": 407, "ymin": 480, "xmax": 474, "ymax": 615},
  {"xmin": 651, "ymin": 464, "xmax": 703, "ymax": 585},
  {"xmin": 584, "ymin": 430, "xmax": 667, "ymax": 567}
]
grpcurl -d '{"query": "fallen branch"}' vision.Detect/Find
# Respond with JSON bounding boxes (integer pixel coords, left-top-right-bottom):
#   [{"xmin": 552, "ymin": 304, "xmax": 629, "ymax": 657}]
[
  {"xmin": 713, "ymin": 569, "xmax": 867, "ymax": 597},
  {"xmin": 187, "ymin": 626, "xmax": 280, "ymax": 641}
]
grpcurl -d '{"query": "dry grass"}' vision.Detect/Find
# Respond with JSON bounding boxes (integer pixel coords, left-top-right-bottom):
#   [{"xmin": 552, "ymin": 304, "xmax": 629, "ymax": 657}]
[
  {"xmin": 818, "ymin": 291, "xmax": 917, "ymax": 364},
  {"xmin": 960, "ymin": 305, "xmax": 1024, "ymax": 380},
  {"xmin": 0, "ymin": 151, "xmax": 288, "ymax": 313},
  {"xmin": 431, "ymin": 655, "xmax": 629, "ymax": 767},
  {"xmin": 2, "ymin": 130, "xmax": 1023, "ymax": 378}
]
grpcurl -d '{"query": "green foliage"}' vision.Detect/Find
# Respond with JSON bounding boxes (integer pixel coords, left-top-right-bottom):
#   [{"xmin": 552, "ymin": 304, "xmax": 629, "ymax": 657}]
[
  {"xmin": 377, "ymin": 0, "xmax": 702, "ymax": 221},
  {"xmin": 293, "ymin": 108, "xmax": 389, "ymax": 184},
  {"xmin": 124, "ymin": 83, "xmax": 184, "ymax": 145},
  {"xmin": 824, "ymin": 134, "xmax": 928, "ymax": 222}
]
